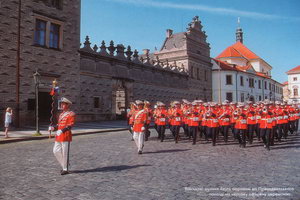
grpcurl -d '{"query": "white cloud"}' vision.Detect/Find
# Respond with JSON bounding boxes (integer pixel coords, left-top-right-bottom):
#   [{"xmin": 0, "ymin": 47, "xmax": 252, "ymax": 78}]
[{"xmin": 105, "ymin": 0, "xmax": 300, "ymax": 21}]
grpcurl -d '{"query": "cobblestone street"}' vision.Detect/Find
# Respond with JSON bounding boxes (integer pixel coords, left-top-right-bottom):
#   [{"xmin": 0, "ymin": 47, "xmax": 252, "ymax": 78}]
[{"xmin": 0, "ymin": 129, "xmax": 299, "ymax": 200}]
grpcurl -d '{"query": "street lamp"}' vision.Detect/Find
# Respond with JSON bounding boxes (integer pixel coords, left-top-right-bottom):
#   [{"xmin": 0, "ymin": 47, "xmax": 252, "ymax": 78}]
[{"xmin": 33, "ymin": 70, "xmax": 41, "ymax": 136}]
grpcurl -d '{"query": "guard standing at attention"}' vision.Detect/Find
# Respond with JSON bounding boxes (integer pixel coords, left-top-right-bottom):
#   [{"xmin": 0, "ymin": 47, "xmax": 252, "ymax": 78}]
[{"xmin": 49, "ymin": 97, "xmax": 75, "ymax": 175}]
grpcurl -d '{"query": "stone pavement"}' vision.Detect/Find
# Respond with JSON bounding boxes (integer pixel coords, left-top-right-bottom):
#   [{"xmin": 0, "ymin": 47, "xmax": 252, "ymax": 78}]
[
  {"xmin": 0, "ymin": 121, "xmax": 128, "ymax": 144},
  {"xmin": 0, "ymin": 128, "xmax": 299, "ymax": 200}
]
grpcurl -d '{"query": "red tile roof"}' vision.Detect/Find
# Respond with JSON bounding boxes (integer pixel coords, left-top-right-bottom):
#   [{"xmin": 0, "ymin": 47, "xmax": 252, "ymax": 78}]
[
  {"xmin": 216, "ymin": 41, "xmax": 259, "ymax": 60},
  {"xmin": 213, "ymin": 58, "xmax": 271, "ymax": 79},
  {"xmin": 256, "ymin": 72, "xmax": 270, "ymax": 78},
  {"xmin": 286, "ymin": 65, "xmax": 300, "ymax": 74},
  {"xmin": 282, "ymin": 81, "xmax": 288, "ymax": 85},
  {"xmin": 212, "ymin": 58, "xmax": 239, "ymax": 71}
]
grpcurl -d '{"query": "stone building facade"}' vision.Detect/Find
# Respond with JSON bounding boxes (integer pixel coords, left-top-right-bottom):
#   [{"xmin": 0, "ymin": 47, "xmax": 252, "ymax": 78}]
[
  {"xmin": 0, "ymin": 0, "xmax": 81, "ymax": 126},
  {"xmin": 78, "ymin": 16, "xmax": 212, "ymax": 121},
  {"xmin": 1, "ymin": 0, "xmax": 211, "ymax": 125}
]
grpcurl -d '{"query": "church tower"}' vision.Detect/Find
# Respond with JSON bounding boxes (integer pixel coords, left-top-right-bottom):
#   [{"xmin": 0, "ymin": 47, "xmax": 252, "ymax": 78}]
[{"xmin": 236, "ymin": 17, "xmax": 243, "ymax": 43}]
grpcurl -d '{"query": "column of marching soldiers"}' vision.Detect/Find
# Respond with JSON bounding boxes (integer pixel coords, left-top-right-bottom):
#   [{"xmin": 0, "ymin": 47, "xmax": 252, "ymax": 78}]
[{"xmin": 127, "ymin": 99, "xmax": 300, "ymax": 153}]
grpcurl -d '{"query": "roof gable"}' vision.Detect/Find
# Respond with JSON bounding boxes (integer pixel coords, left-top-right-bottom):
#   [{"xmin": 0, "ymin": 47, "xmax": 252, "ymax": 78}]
[
  {"xmin": 216, "ymin": 41, "xmax": 259, "ymax": 60},
  {"xmin": 287, "ymin": 65, "xmax": 300, "ymax": 74}
]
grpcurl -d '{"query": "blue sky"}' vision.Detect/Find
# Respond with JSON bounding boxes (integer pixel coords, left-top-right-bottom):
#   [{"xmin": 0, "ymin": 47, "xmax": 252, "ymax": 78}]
[{"xmin": 81, "ymin": 0, "xmax": 300, "ymax": 83}]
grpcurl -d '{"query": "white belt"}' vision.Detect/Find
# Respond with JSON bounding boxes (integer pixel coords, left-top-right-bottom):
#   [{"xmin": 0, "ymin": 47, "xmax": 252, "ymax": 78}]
[
  {"xmin": 241, "ymin": 120, "xmax": 246, "ymax": 124},
  {"xmin": 160, "ymin": 118, "xmax": 165, "ymax": 122}
]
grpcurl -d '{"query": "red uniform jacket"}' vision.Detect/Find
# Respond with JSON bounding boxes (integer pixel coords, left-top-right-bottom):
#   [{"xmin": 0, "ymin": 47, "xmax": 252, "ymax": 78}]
[
  {"xmin": 259, "ymin": 114, "xmax": 273, "ymax": 129},
  {"xmin": 133, "ymin": 109, "xmax": 147, "ymax": 132},
  {"xmin": 155, "ymin": 109, "xmax": 168, "ymax": 126},
  {"xmin": 56, "ymin": 111, "xmax": 75, "ymax": 142}
]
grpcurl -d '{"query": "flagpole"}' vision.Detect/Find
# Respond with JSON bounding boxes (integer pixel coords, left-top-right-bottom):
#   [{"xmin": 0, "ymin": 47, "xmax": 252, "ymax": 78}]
[{"xmin": 49, "ymin": 79, "xmax": 58, "ymax": 139}]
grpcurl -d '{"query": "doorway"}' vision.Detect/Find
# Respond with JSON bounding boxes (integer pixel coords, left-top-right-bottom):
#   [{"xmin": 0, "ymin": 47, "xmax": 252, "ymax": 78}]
[
  {"xmin": 115, "ymin": 88, "xmax": 126, "ymax": 120},
  {"xmin": 38, "ymin": 92, "xmax": 52, "ymax": 122}
]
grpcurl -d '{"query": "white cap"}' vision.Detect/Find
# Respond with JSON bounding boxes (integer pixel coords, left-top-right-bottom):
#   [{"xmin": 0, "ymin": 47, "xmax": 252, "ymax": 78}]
[
  {"xmin": 61, "ymin": 97, "xmax": 72, "ymax": 105},
  {"xmin": 135, "ymin": 100, "xmax": 144, "ymax": 105}
]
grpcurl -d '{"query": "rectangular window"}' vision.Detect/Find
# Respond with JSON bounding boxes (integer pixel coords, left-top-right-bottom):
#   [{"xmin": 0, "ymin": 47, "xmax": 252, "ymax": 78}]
[
  {"xmin": 294, "ymin": 77, "xmax": 297, "ymax": 81},
  {"xmin": 49, "ymin": 23, "xmax": 60, "ymax": 49},
  {"xmin": 34, "ymin": 19, "xmax": 47, "ymax": 46},
  {"xmin": 258, "ymin": 80, "xmax": 261, "ymax": 89},
  {"xmin": 249, "ymin": 78, "xmax": 254, "ymax": 88},
  {"xmin": 94, "ymin": 97, "xmax": 100, "ymax": 108},
  {"xmin": 204, "ymin": 70, "xmax": 207, "ymax": 81},
  {"xmin": 241, "ymin": 93, "xmax": 244, "ymax": 102},
  {"xmin": 226, "ymin": 92, "xmax": 233, "ymax": 102},
  {"xmin": 259, "ymin": 96, "xmax": 262, "ymax": 101},
  {"xmin": 269, "ymin": 83, "xmax": 271, "ymax": 90},
  {"xmin": 265, "ymin": 81, "xmax": 267, "ymax": 90},
  {"xmin": 240, "ymin": 76, "xmax": 244, "ymax": 86},
  {"xmin": 226, "ymin": 75, "xmax": 232, "ymax": 85},
  {"xmin": 294, "ymin": 89, "xmax": 298, "ymax": 96}
]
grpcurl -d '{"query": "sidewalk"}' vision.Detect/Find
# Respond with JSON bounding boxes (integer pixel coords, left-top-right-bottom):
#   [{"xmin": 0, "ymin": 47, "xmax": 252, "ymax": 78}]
[{"xmin": 0, "ymin": 120, "xmax": 129, "ymax": 144}]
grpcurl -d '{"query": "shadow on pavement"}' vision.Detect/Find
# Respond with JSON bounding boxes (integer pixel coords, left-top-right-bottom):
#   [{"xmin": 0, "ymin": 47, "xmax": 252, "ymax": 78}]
[
  {"xmin": 143, "ymin": 149, "xmax": 191, "ymax": 154},
  {"xmin": 71, "ymin": 164, "xmax": 151, "ymax": 174},
  {"xmin": 270, "ymin": 145, "xmax": 300, "ymax": 150}
]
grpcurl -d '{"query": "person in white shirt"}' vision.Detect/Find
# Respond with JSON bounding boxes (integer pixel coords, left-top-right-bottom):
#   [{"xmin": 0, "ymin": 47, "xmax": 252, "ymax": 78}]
[{"xmin": 4, "ymin": 107, "xmax": 12, "ymax": 138}]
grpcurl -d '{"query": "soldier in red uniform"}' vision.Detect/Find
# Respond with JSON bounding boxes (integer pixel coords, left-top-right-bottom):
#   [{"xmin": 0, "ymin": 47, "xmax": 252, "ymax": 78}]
[
  {"xmin": 169, "ymin": 101, "xmax": 183, "ymax": 143},
  {"xmin": 153, "ymin": 102, "xmax": 168, "ymax": 142},
  {"xmin": 132, "ymin": 100, "xmax": 147, "ymax": 154},
  {"xmin": 246, "ymin": 102, "xmax": 256, "ymax": 144},
  {"xmin": 127, "ymin": 102, "xmax": 137, "ymax": 141},
  {"xmin": 182, "ymin": 100, "xmax": 191, "ymax": 137},
  {"xmin": 144, "ymin": 101, "xmax": 152, "ymax": 141},
  {"xmin": 49, "ymin": 97, "xmax": 75, "ymax": 175},
  {"xmin": 259, "ymin": 106, "xmax": 273, "ymax": 150},
  {"xmin": 235, "ymin": 105, "xmax": 248, "ymax": 148},
  {"xmin": 205, "ymin": 103, "xmax": 219, "ymax": 146},
  {"xmin": 188, "ymin": 102, "xmax": 201, "ymax": 145},
  {"xmin": 219, "ymin": 101, "xmax": 231, "ymax": 143}
]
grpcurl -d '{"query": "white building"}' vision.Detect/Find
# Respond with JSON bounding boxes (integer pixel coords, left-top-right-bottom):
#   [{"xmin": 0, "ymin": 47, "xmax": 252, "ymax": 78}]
[
  {"xmin": 212, "ymin": 26, "xmax": 283, "ymax": 103},
  {"xmin": 285, "ymin": 66, "xmax": 300, "ymax": 103}
]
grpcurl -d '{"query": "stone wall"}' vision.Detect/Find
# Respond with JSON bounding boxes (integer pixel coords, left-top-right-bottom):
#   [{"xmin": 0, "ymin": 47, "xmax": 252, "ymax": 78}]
[
  {"xmin": 0, "ymin": 0, "xmax": 81, "ymax": 126},
  {"xmin": 78, "ymin": 35, "xmax": 209, "ymax": 121}
]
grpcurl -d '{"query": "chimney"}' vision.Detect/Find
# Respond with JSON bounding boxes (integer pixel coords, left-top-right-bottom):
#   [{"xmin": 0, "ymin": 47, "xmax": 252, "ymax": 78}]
[{"xmin": 166, "ymin": 29, "xmax": 173, "ymax": 38}]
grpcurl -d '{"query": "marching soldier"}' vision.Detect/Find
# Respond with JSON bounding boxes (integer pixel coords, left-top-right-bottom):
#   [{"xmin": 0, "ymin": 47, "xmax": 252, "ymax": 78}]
[
  {"xmin": 127, "ymin": 102, "xmax": 137, "ymax": 141},
  {"xmin": 219, "ymin": 101, "xmax": 231, "ymax": 143},
  {"xmin": 132, "ymin": 100, "xmax": 147, "ymax": 154},
  {"xmin": 235, "ymin": 104, "xmax": 248, "ymax": 148},
  {"xmin": 144, "ymin": 101, "xmax": 152, "ymax": 141},
  {"xmin": 188, "ymin": 102, "xmax": 201, "ymax": 145},
  {"xmin": 169, "ymin": 101, "xmax": 183, "ymax": 143},
  {"xmin": 154, "ymin": 102, "xmax": 168, "ymax": 142},
  {"xmin": 49, "ymin": 97, "xmax": 75, "ymax": 175},
  {"xmin": 259, "ymin": 106, "xmax": 273, "ymax": 150},
  {"xmin": 246, "ymin": 102, "xmax": 256, "ymax": 144},
  {"xmin": 205, "ymin": 103, "xmax": 219, "ymax": 146}
]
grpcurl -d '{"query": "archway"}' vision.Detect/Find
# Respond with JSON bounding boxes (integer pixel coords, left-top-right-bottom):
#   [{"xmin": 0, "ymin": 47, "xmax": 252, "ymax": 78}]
[
  {"xmin": 249, "ymin": 95, "xmax": 255, "ymax": 103},
  {"xmin": 112, "ymin": 79, "xmax": 133, "ymax": 120}
]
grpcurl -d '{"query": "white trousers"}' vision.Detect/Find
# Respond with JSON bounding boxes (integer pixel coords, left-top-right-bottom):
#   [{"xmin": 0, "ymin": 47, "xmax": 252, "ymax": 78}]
[
  {"xmin": 133, "ymin": 132, "xmax": 145, "ymax": 152},
  {"xmin": 53, "ymin": 141, "xmax": 70, "ymax": 171}
]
